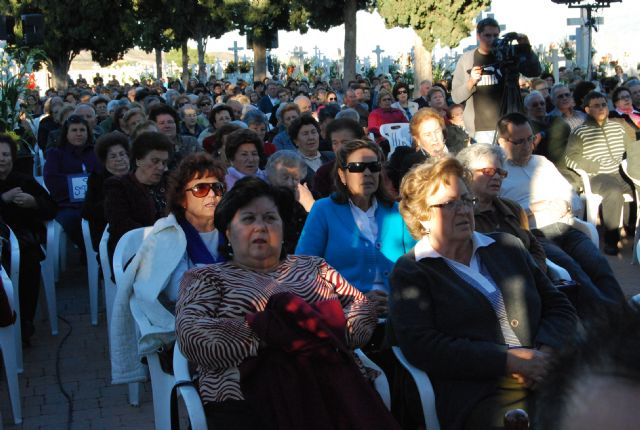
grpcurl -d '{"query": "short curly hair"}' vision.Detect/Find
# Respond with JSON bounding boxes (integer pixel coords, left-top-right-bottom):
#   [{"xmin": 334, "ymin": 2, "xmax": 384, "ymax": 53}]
[
  {"xmin": 399, "ymin": 156, "xmax": 470, "ymax": 239},
  {"xmin": 94, "ymin": 131, "xmax": 130, "ymax": 164},
  {"xmin": 166, "ymin": 152, "xmax": 227, "ymax": 220}
]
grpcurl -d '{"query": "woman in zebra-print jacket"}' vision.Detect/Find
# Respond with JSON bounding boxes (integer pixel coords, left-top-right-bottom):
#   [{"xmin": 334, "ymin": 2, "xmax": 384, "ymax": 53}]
[{"xmin": 175, "ymin": 176, "xmax": 387, "ymax": 429}]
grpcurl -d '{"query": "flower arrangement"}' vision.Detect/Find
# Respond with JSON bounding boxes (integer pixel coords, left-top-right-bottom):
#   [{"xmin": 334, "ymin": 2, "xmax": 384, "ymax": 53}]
[{"xmin": 0, "ymin": 43, "xmax": 46, "ymax": 155}]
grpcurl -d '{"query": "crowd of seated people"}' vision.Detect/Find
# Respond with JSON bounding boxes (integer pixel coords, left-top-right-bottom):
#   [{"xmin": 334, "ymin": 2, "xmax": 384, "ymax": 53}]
[{"xmin": 7, "ymin": 51, "xmax": 640, "ymax": 429}]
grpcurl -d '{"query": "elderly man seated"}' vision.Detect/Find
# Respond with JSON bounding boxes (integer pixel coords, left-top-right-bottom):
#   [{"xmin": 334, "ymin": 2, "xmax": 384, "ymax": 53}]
[
  {"xmin": 497, "ymin": 112, "xmax": 624, "ymax": 316},
  {"xmin": 565, "ymin": 91, "xmax": 637, "ymax": 254},
  {"xmin": 549, "ymin": 84, "xmax": 586, "ymax": 132}
]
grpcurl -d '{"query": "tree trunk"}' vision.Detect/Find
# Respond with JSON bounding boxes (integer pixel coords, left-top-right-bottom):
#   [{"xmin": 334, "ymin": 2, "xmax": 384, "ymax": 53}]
[
  {"xmin": 50, "ymin": 56, "xmax": 72, "ymax": 92},
  {"xmin": 155, "ymin": 47, "xmax": 163, "ymax": 79},
  {"xmin": 413, "ymin": 33, "xmax": 432, "ymax": 98},
  {"xmin": 197, "ymin": 38, "xmax": 207, "ymax": 82},
  {"xmin": 181, "ymin": 40, "xmax": 189, "ymax": 89},
  {"xmin": 253, "ymin": 38, "xmax": 267, "ymax": 82},
  {"xmin": 342, "ymin": 0, "xmax": 357, "ymax": 90}
]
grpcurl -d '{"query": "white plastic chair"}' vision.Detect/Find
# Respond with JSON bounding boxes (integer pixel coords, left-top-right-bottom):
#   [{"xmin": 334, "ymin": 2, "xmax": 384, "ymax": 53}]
[
  {"xmin": 81, "ymin": 219, "xmax": 99, "ymax": 326},
  {"xmin": 573, "ymin": 167, "xmax": 636, "ymax": 228},
  {"xmin": 621, "ymin": 160, "xmax": 640, "ymax": 264},
  {"xmin": 40, "ymin": 220, "xmax": 60, "ymax": 335},
  {"xmin": 173, "ymin": 340, "xmax": 208, "ymax": 430},
  {"xmin": 100, "ymin": 226, "xmax": 141, "ymax": 407},
  {"xmin": 0, "ymin": 268, "xmax": 22, "ymax": 424},
  {"xmin": 380, "ymin": 123, "xmax": 411, "ymax": 156},
  {"xmin": 7, "ymin": 228, "xmax": 23, "ymax": 373},
  {"xmin": 571, "ymin": 218, "xmax": 599, "ymax": 248},
  {"xmin": 115, "ymin": 227, "xmax": 168, "ymax": 428},
  {"xmin": 392, "ymin": 346, "xmax": 441, "ymax": 430},
  {"xmin": 99, "ymin": 227, "xmax": 116, "ymax": 336},
  {"xmin": 355, "ymin": 348, "xmax": 391, "ymax": 410}
]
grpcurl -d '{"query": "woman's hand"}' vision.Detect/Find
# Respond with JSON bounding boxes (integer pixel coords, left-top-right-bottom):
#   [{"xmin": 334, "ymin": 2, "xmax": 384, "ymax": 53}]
[
  {"xmin": 1, "ymin": 187, "xmax": 22, "ymax": 204},
  {"xmin": 297, "ymin": 182, "xmax": 315, "ymax": 212},
  {"xmin": 506, "ymin": 347, "xmax": 550, "ymax": 387},
  {"xmin": 364, "ymin": 290, "xmax": 388, "ymax": 317},
  {"xmin": 13, "ymin": 192, "xmax": 37, "ymax": 208}
]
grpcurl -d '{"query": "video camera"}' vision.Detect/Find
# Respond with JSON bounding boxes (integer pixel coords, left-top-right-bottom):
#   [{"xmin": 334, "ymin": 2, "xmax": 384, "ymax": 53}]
[{"xmin": 490, "ymin": 32, "xmax": 521, "ymax": 66}]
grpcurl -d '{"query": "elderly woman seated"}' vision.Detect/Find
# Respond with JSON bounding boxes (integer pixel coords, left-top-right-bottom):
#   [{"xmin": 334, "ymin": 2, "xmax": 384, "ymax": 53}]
[
  {"xmin": 288, "ymin": 115, "xmax": 334, "ymax": 186},
  {"xmin": 265, "ymin": 150, "xmax": 315, "ymax": 253},
  {"xmin": 387, "ymin": 108, "xmax": 450, "ymax": 194},
  {"xmin": 224, "ymin": 128, "xmax": 267, "ymax": 189},
  {"xmin": 390, "ymin": 156, "xmax": 577, "ymax": 430},
  {"xmin": 110, "ymin": 153, "xmax": 227, "ymax": 384},
  {"xmin": 458, "ymin": 143, "xmax": 624, "ymax": 319},
  {"xmin": 82, "ymin": 132, "xmax": 131, "ymax": 251},
  {"xmin": 104, "ymin": 132, "xmax": 172, "ymax": 263},
  {"xmin": 296, "ymin": 139, "xmax": 415, "ymax": 317},
  {"xmin": 176, "ymin": 177, "xmax": 399, "ymax": 429}
]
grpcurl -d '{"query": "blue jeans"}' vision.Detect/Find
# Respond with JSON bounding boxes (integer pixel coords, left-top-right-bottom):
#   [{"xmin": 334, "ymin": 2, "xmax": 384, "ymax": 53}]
[
  {"xmin": 536, "ymin": 222, "xmax": 624, "ymax": 317},
  {"xmin": 55, "ymin": 207, "xmax": 84, "ymax": 249}
]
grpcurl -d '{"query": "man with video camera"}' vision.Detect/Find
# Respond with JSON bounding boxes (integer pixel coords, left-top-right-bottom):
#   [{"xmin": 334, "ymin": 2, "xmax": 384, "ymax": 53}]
[{"xmin": 452, "ymin": 18, "xmax": 541, "ymax": 144}]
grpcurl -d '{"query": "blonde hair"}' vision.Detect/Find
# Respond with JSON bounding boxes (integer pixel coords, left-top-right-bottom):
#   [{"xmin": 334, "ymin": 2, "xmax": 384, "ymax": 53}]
[{"xmin": 399, "ymin": 156, "xmax": 469, "ymax": 239}]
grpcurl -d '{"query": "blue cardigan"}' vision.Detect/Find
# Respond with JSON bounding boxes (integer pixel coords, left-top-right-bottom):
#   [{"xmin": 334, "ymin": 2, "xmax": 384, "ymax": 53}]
[{"xmin": 295, "ymin": 197, "xmax": 416, "ymax": 293}]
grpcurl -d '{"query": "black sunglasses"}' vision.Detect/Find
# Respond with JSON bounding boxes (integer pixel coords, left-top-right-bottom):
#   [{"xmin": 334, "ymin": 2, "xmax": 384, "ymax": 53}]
[
  {"xmin": 343, "ymin": 161, "xmax": 382, "ymax": 173},
  {"xmin": 184, "ymin": 182, "xmax": 226, "ymax": 198},
  {"xmin": 199, "ymin": 102, "xmax": 212, "ymax": 107}
]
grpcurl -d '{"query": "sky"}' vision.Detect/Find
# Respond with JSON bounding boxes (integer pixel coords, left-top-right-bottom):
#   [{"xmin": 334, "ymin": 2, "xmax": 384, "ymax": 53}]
[{"xmin": 200, "ymin": 0, "xmax": 639, "ymax": 71}]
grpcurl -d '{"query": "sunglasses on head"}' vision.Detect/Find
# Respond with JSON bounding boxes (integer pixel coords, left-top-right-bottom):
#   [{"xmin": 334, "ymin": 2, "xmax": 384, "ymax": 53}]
[
  {"xmin": 475, "ymin": 167, "xmax": 508, "ymax": 178},
  {"xmin": 343, "ymin": 161, "xmax": 382, "ymax": 173},
  {"xmin": 185, "ymin": 182, "xmax": 226, "ymax": 198}
]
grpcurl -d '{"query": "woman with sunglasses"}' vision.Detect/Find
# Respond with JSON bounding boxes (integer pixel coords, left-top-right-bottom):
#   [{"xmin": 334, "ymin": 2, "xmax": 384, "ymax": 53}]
[
  {"xmin": 457, "ymin": 143, "xmax": 548, "ymax": 272},
  {"xmin": 389, "ymin": 156, "xmax": 576, "ymax": 430},
  {"xmin": 111, "ymin": 153, "xmax": 227, "ymax": 384},
  {"xmin": 391, "ymin": 82, "xmax": 419, "ymax": 120},
  {"xmin": 367, "ymin": 89, "xmax": 408, "ymax": 143},
  {"xmin": 44, "ymin": 114, "xmax": 100, "ymax": 251},
  {"xmin": 296, "ymin": 139, "xmax": 415, "ymax": 316}
]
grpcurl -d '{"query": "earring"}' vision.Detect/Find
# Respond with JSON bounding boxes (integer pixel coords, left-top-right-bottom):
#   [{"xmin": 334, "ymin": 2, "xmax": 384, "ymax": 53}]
[{"xmin": 226, "ymin": 242, "xmax": 234, "ymax": 256}]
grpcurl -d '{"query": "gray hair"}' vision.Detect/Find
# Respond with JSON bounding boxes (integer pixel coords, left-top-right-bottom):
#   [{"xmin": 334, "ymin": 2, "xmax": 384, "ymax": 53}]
[
  {"xmin": 524, "ymin": 90, "xmax": 545, "ymax": 109},
  {"xmin": 336, "ymin": 108, "xmax": 360, "ymax": 122},
  {"xmin": 550, "ymin": 83, "xmax": 569, "ymax": 103},
  {"xmin": 243, "ymin": 108, "xmax": 268, "ymax": 127},
  {"xmin": 265, "ymin": 150, "xmax": 308, "ymax": 180},
  {"xmin": 457, "ymin": 143, "xmax": 506, "ymax": 169}
]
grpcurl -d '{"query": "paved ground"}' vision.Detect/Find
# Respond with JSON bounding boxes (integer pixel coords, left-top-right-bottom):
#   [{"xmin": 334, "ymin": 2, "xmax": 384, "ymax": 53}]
[{"xmin": 0, "ymin": 235, "xmax": 638, "ymax": 430}]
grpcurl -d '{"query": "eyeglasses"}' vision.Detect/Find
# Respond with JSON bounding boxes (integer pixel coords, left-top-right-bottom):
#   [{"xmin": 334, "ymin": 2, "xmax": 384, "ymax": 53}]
[
  {"xmin": 184, "ymin": 182, "xmax": 226, "ymax": 198},
  {"xmin": 343, "ymin": 161, "xmax": 382, "ymax": 173},
  {"xmin": 616, "ymin": 94, "xmax": 631, "ymax": 101},
  {"xmin": 475, "ymin": 167, "xmax": 508, "ymax": 178},
  {"xmin": 429, "ymin": 196, "xmax": 477, "ymax": 211},
  {"xmin": 556, "ymin": 93, "xmax": 572, "ymax": 99},
  {"xmin": 327, "ymin": 97, "xmax": 337, "ymax": 101},
  {"xmin": 178, "ymin": 102, "xmax": 188, "ymax": 108},
  {"xmin": 529, "ymin": 101, "xmax": 546, "ymax": 107},
  {"xmin": 397, "ymin": 90, "xmax": 408, "ymax": 94},
  {"xmin": 588, "ymin": 102, "xmax": 608, "ymax": 109},
  {"xmin": 199, "ymin": 102, "xmax": 212, "ymax": 107},
  {"xmin": 506, "ymin": 135, "xmax": 535, "ymax": 145}
]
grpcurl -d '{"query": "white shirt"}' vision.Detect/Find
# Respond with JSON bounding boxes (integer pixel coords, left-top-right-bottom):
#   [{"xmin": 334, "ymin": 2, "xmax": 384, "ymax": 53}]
[
  {"xmin": 500, "ymin": 155, "xmax": 582, "ymax": 228},
  {"xmin": 348, "ymin": 198, "xmax": 385, "ymax": 291},
  {"xmin": 164, "ymin": 230, "xmax": 219, "ymax": 303},
  {"xmin": 301, "ymin": 152, "xmax": 323, "ymax": 173}
]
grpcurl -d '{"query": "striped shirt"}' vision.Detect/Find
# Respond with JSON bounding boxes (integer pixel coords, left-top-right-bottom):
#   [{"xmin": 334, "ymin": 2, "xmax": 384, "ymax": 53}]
[
  {"xmin": 175, "ymin": 255, "xmax": 377, "ymax": 404},
  {"xmin": 565, "ymin": 118, "xmax": 629, "ymax": 175}
]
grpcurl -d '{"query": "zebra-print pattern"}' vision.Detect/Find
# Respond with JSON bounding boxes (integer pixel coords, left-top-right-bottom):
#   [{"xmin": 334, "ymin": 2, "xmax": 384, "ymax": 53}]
[{"xmin": 175, "ymin": 255, "xmax": 377, "ymax": 404}]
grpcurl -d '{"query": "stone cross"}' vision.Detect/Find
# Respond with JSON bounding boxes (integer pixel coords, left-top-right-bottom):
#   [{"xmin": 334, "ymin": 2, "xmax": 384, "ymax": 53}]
[
  {"xmin": 363, "ymin": 56, "xmax": 371, "ymax": 70},
  {"xmin": 228, "ymin": 41, "xmax": 244, "ymax": 65},
  {"xmin": 372, "ymin": 45, "xmax": 384, "ymax": 67},
  {"xmin": 313, "ymin": 46, "xmax": 321, "ymax": 59},
  {"xmin": 293, "ymin": 46, "xmax": 307, "ymax": 66}
]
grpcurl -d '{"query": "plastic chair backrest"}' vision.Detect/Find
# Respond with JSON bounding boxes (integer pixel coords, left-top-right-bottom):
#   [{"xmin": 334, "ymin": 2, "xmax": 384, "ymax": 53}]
[
  {"xmin": 380, "ymin": 123, "xmax": 411, "ymax": 156},
  {"xmin": 112, "ymin": 227, "xmax": 152, "ymax": 286},
  {"xmin": 7, "ymin": 228, "xmax": 20, "ymax": 291},
  {"xmin": 81, "ymin": 219, "xmax": 100, "ymax": 326}
]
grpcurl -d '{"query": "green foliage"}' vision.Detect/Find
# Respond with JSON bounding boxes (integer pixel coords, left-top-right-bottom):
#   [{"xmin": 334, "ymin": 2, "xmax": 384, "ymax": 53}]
[
  {"xmin": 225, "ymin": 61, "xmax": 237, "ymax": 74},
  {"xmin": 165, "ymin": 48, "xmax": 213, "ymax": 66},
  {"xmin": 297, "ymin": 0, "xmax": 373, "ymax": 31},
  {"xmin": 377, "ymin": 0, "xmax": 492, "ymax": 51}
]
